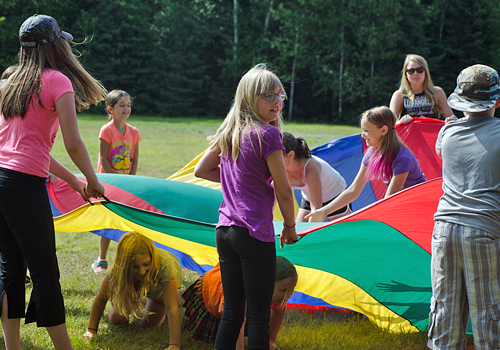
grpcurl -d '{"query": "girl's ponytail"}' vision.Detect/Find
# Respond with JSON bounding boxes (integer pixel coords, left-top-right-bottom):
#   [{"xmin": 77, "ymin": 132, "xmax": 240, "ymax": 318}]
[{"xmin": 283, "ymin": 132, "xmax": 311, "ymax": 159}]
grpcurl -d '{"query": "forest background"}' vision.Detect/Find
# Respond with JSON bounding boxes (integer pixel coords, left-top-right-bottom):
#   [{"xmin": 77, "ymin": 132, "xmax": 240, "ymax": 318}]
[{"xmin": 1, "ymin": 0, "xmax": 500, "ymax": 124}]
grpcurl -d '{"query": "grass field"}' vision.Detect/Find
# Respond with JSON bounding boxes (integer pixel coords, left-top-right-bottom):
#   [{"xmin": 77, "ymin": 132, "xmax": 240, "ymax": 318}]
[
  {"xmin": 48, "ymin": 114, "xmax": 362, "ymax": 178},
  {"xmin": 0, "ymin": 115, "xmax": 475, "ymax": 349}
]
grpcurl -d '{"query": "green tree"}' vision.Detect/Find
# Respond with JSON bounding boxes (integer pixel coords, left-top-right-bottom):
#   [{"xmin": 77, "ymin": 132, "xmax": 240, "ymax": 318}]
[
  {"xmin": 426, "ymin": 0, "xmax": 500, "ymax": 97},
  {"xmin": 2, "ymin": 0, "xmax": 500, "ymax": 122}
]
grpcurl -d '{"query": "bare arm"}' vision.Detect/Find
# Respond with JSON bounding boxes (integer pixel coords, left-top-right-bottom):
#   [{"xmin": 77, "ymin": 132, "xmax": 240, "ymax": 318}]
[
  {"xmin": 194, "ymin": 147, "xmax": 221, "ymax": 183},
  {"xmin": 391, "ymin": 90, "xmax": 413, "ymax": 124},
  {"xmin": 56, "ymin": 93, "xmax": 104, "ymax": 198},
  {"xmin": 98, "ymin": 139, "xmax": 113, "ymax": 173},
  {"xmin": 49, "ymin": 155, "xmax": 87, "ymax": 199},
  {"xmin": 84, "ymin": 278, "xmax": 110, "ymax": 340},
  {"xmin": 385, "ymin": 172, "xmax": 409, "ymax": 197},
  {"xmin": 162, "ymin": 278, "xmax": 181, "ymax": 349},
  {"xmin": 130, "ymin": 143, "xmax": 139, "ymax": 175},
  {"xmin": 303, "ymin": 159, "xmax": 323, "ymax": 222},
  {"xmin": 390, "ymin": 90, "xmax": 404, "ymax": 119},
  {"xmin": 269, "ymin": 307, "xmax": 287, "ymax": 349},
  {"xmin": 434, "ymin": 86, "xmax": 454, "ymax": 119},
  {"xmin": 306, "ymin": 164, "xmax": 368, "ymax": 222},
  {"xmin": 266, "ymin": 150, "xmax": 297, "ymax": 248}
]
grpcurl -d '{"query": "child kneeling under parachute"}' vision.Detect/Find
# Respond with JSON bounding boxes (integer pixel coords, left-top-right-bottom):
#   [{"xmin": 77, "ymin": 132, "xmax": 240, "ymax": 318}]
[
  {"xmin": 84, "ymin": 231, "xmax": 183, "ymax": 350},
  {"xmin": 182, "ymin": 256, "xmax": 297, "ymax": 350}
]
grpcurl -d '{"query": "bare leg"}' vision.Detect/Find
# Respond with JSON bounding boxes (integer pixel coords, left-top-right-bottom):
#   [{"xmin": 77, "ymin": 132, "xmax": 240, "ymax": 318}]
[
  {"xmin": 46, "ymin": 323, "xmax": 73, "ymax": 350},
  {"xmin": 108, "ymin": 305, "xmax": 128, "ymax": 326},
  {"xmin": 236, "ymin": 313, "xmax": 246, "ymax": 350},
  {"xmin": 140, "ymin": 299, "xmax": 166, "ymax": 328},
  {"xmin": 1, "ymin": 293, "xmax": 21, "ymax": 350},
  {"xmin": 296, "ymin": 209, "xmax": 309, "ymax": 222},
  {"xmin": 99, "ymin": 237, "xmax": 111, "ymax": 260}
]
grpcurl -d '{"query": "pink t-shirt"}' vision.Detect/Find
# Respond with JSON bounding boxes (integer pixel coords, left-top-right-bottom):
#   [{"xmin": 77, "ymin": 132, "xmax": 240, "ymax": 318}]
[
  {"xmin": 97, "ymin": 121, "xmax": 142, "ymax": 174},
  {"xmin": 0, "ymin": 69, "xmax": 73, "ymax": 177}
]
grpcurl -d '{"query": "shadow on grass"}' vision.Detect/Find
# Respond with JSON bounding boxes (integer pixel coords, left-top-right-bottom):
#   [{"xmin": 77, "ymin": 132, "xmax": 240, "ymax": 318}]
[
  {"xmin": 18, "ymin": 340, "xmax": 49, "ymax": 350},
  {"xmin": 65, "ymin": 305, "xmax": 91, "ymax": 318},
  {"xmin": 0, "ymin": 329, "xmax": 58, "ymax": 350},
  {"xmin": 64, "ymin": 288, "xmax": 98, "ymax": 298}
]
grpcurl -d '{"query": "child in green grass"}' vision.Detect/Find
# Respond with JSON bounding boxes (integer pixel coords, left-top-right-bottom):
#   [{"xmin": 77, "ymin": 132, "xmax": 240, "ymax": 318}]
[
  {"xmin": 85, "ymin": 231, "xmax": 182, "ymax": 350},
  {"xmin": 91, "ymin": 90, "xmax": 142, "ymax": 276}
]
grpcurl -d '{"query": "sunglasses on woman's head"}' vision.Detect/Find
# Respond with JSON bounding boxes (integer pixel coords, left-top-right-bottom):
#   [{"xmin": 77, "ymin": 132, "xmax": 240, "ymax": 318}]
[{"xmin": 406, "ymin": 67, "xmax": 425, "ymax": 75}]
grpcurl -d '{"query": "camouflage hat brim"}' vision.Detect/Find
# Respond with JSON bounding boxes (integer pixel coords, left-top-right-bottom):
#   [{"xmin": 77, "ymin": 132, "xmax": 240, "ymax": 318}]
[
  {"xmin": 448, "ymin": 64, "xmax": 500, "ymax": 113},
  {"xmin": 447, "ymin": 92, "xmax": 495, "ymax": 113}
]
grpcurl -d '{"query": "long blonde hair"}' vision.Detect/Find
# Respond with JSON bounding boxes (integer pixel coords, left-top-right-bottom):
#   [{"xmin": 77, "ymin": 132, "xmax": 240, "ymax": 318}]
[
  {"xmin": 398, "ymin": 54, "xmax": 441, "ymax": 118},
  {"xmin": 108, "ymin": 231, "xmax": 160, "ymax": 320},
  {"xmin": 209, "ymin": 63, "xmax": 285, "ymax": 162},
  {"xmin": 0, "ymin": 34, "xmax": 106, "ymax": 119}
]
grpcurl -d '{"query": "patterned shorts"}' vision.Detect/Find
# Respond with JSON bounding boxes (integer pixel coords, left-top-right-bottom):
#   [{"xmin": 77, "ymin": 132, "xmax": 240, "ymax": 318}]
[
  {"xmin": 182, "ymin": 274, "xmax": 220, "ymax": 343},
  {"xmin": 428, "ymin": 221, "xmax": 500, "ymax": 350}
]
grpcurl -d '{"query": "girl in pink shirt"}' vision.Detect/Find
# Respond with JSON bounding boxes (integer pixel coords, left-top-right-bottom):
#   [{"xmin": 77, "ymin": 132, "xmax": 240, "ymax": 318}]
[
  {"xmin": 0, "ymin": 14, "xmax": 105, "ymax": 349},
  {"xmin": 92, "ymin": 90, "xmax": 142, "ymax": 276}
]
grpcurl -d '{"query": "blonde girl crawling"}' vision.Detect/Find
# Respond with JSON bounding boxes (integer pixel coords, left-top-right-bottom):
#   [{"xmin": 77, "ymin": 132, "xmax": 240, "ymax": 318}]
[{"xmin": 84, "ymin": 231, "xmax": 183, "ymax": 350}]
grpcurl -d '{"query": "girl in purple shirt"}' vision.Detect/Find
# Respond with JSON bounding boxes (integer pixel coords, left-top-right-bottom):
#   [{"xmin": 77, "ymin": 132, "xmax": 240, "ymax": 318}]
[
  {"xmin": 307, "ymin": 106, "xmax": 426, "ymax": 221},
  {"xmin": 194, "ymin": 63, "xmax": 297, "ymax": 350}
]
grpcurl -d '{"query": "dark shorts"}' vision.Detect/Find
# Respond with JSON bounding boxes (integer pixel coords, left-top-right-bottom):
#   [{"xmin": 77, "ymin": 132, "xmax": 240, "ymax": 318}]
[{"xmin": 300, "ymin": 194, "xmax": 352, "ymax": 217}]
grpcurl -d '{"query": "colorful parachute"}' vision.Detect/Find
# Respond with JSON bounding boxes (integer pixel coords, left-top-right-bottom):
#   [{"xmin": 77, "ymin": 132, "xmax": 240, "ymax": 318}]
[
  {"xmin": 168, "ymin": 117, "xmax": 445, "ymax": 210},
  {"xmin": 49, "ymin": 117, "xmax": 445, "ymax": 333}
]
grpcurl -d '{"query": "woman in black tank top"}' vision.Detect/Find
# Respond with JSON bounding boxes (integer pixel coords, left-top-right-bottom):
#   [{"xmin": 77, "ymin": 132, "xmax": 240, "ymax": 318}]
[{"xmin": 390, "ymin": 54, "xmax": 455, "ymax": 124}]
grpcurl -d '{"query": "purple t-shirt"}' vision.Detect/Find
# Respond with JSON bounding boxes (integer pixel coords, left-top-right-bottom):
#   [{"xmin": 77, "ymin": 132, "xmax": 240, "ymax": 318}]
[
  {"xmin": 217, "ymin": 124, "xmax": 284, "ymax": 242},
  {"xmin": 362, "ymin": 146, "xmax": 426, "ymax": 188}
]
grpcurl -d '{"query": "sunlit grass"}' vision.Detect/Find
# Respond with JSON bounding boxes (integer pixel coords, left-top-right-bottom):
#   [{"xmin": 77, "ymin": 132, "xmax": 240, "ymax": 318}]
[
  {"xmin": 1, "ymin": 115, "xmax": 477, "ymax": 349},
  {"xmin": 50, "ymin": 114, "xmax": 360, "ymax": 178}
]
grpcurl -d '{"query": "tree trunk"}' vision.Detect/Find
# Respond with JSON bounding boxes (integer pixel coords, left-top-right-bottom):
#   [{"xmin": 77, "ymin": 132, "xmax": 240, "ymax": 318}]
[
  {"xmin": 263, "ymin": 0, "xmax": 273, "ymax": 38},
  {"xmin": 439, "ymin": 0, "xmax": 449, "ymax": 41},
  {"xmin": 233, "ymin": 0, "xmax": 238, "ymax": 80},
  {"xmin": 370, "ymin": 57, "xmax": 374, "ymax": 105},
  {"xmin": 288, "ymin": 29, "xmax": 300, "ymax": 121},
  {"xmin": 338, "ymin": 0, "xmax": 345, "ymax": 120}
]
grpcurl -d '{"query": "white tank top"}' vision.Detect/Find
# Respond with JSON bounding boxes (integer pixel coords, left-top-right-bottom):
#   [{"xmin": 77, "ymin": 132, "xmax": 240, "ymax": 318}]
[{"xmin": 292, "ymin": 155, "xmax": 346, "ymax": 202}]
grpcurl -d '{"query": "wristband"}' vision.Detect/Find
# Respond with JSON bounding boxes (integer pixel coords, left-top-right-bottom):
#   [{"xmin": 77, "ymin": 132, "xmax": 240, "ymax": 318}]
[
  {"xmin": 87, "ymin": 326, "xmax": 98, "ymax": 332},
  {"xmin": 283, "ymin": 222, "xmax": 296, "ymax": 229}
]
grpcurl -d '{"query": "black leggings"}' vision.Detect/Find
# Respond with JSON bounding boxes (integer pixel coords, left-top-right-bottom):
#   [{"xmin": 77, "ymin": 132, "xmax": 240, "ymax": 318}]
[
  {"xmin": 0, "ymin": 167, "xmax": 65, "ymax": 327},
  {"xmin": 215, "ymin": 226, "xmax": 276, "ymax": 350}
]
